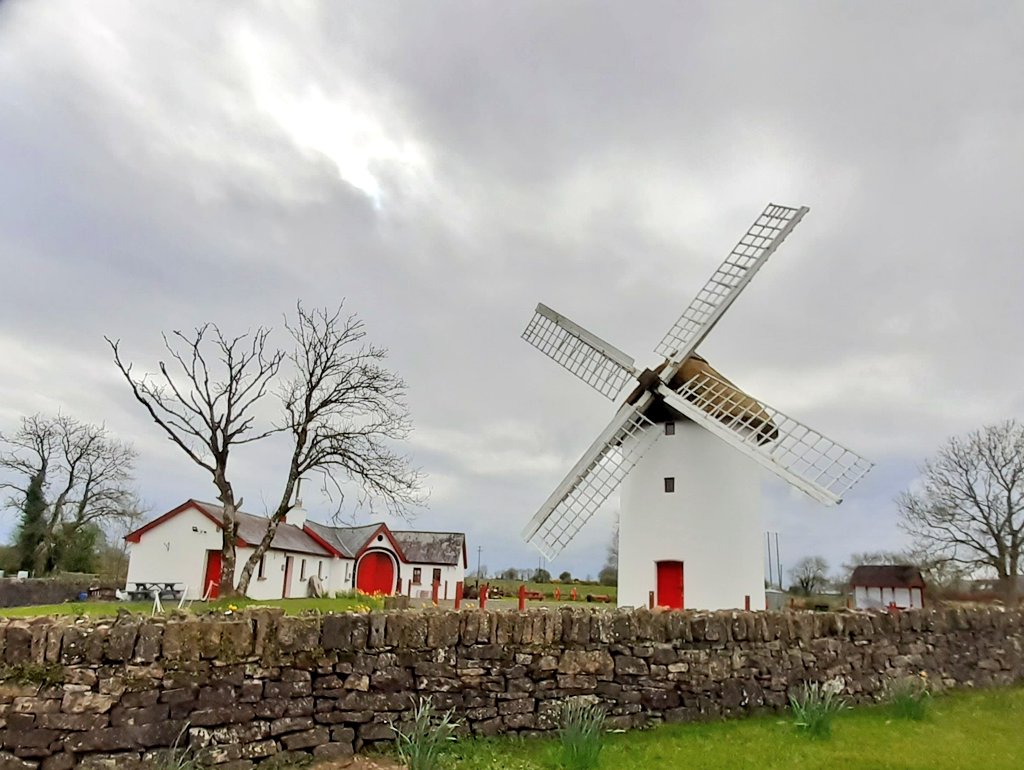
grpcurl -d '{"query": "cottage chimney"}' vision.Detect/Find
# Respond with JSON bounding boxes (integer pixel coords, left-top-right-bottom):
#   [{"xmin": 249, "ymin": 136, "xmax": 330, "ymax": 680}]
[{"xmin": 285, "ymin": 478, "xmax": 307, "ymax": 528}]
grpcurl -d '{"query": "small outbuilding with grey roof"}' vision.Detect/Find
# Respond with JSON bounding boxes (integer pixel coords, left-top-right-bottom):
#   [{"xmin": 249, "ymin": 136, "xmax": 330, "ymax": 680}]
[{"xmin": 850, "ymin": 565, "xmax": 926, "ymax": 609}]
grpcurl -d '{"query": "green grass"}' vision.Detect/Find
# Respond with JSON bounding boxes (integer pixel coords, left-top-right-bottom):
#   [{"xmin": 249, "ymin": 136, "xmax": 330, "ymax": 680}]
[
  {"xmin": 441, "ymin": 687, "xmax": 1024, "ymax": 770},
  {"xmin": 0, "ymin": 595, "xmax": 382, "ymax": 618}
]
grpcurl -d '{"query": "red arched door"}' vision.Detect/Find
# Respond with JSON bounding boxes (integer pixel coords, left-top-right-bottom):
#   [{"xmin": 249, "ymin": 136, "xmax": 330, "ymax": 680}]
[{"xmin": 356, "ymin": 552, "xmax": 395, "ymax": 595}]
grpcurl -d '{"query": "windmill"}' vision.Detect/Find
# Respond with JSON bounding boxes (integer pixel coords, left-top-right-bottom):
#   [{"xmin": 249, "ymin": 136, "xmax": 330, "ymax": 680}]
[{"xmin": 520, "ymin": 203, "xmax": 872, "ymax": 610}]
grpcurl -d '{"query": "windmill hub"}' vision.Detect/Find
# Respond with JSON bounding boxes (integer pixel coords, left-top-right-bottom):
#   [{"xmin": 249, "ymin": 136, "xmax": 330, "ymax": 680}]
[{"xmin": 519, "ymin": 203, "xmax": 872, "ymax": 611}]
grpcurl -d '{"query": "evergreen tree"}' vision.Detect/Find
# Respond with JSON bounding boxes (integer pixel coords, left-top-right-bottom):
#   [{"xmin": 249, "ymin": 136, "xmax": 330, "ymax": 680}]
[{"xmin": 15, "ymin": 472, "xmax": 46, "ymax": 574}]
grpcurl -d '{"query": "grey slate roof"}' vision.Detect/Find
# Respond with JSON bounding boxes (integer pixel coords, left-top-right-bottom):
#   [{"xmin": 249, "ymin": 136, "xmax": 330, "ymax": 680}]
[
  {"xmin": 391, "ymin": 530, "xmax": 465, "ymax": 566},
  {"xmin": 306, "ymin": 520, "xmax": 465, "ymax": 565},
  {"xmin": 192, "ymin": 501, "xmax": 331, "ymax": 557},
  {"xmin": 850, "ymin": 565, "xmax": 926, "ymax": 589},
  {"xmin": 304, "ymin": 521, "xmax": 379, "ymax": 559}
]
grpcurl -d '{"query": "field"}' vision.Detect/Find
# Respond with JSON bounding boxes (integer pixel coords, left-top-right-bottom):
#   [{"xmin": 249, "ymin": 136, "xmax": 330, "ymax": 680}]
[
  {"xmin": 439, "ymin": 687, "xmax": 1024, "ymax": 770},
  {"xmin": 474, "ymin": 579, "xmax": 617, "ymax": 607},
  {"xmin": 0, "ymin": 595, "xmax": 382, "ymax": 618}
]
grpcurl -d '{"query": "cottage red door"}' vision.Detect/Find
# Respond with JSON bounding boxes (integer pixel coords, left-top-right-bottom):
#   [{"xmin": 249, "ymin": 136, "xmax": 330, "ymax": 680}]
[
  {"xmin": 357, "ymin": 552, "xmax": 394, "ymax": 595},
  {"xmin": 656, "ymin": 560, "xmax": 684, "ymax": 609},
  {"xmin": 204, "ymin": 550, "xmax": 222, "ymax": 599}
]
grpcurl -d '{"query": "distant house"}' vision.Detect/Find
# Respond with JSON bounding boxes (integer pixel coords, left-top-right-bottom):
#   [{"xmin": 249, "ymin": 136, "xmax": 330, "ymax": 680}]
[
  {"xmin": 124, "ymin": 499, "xmax": 467, "ymax": 601},
  {"xmin": 850, "ymin": 565, "xmax": 925, "ymax": 609}
]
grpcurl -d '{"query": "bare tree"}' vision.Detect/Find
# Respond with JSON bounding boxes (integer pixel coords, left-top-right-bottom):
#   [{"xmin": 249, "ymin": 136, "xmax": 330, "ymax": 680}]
[
  {"xmin": 109, "ymin": 304, "xmax": 423, "ymax": 597},
  {"xmin": 234, "ymin": 305, "xmax": 423, "ymax": 594},
  {"xmin": 789, "ymin": 555, "xmax": 829, "ymax": 595},
  {"xmin": 0, "ymin": 414, "xmax": 139, "ymax": 574},
  {"xmin": 109, "ymin": 324, "xmax": 283, "ymax": 597},
  {"xmin": 898, "ymin": 420, "xmax": 1024, "ymax": 601}
]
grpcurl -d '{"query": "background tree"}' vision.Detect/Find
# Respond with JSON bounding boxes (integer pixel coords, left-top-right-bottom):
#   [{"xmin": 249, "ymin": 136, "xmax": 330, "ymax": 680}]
[
  {"xmin": 500, "ymin": 567, "xmax": 519, "ymax": 581},
  {"xmin": 898, "ymin": 420, "xmax": 1024, "ymax": 601},
  {"xmin": 789, "ymin": 555, "xmax": 829, "ymax": 595},
  {"xmin": 532, "ymin": 568, "xmax": 551, "ymax": 583},
  {"xmin": 14, "ymin": 472, "xmax": 46, "ymax": 572},
  {"xmin": 110, "ymin": 304, "xmax": 423, "ymax": 597},
  {"xmin": 599, "ymin": 515, "xmax": 619, "ymax": 586},
  {"xmin": 1, "ymin": 414, "xmax": 139, "ymax": 575},
  {"xmin": 558, "ymin": 570, "xmax": 572, "ymax": 582}
]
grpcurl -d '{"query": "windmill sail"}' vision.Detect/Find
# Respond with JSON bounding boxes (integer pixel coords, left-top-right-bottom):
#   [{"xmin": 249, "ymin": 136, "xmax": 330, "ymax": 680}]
[
  {"xmin": 657, "ymin": 372, "xmax": 872, "ymax": 505},
  {"xmin": 655, "ymin": 204, "xmax": 808, "ymax": 365},
  {"xmin": 522, "ymin": 303, "xmax": 638, "ymax": 400},
  {"xmin": 522, "ymin": 400, "xmax": 659, "ymax": 559}
]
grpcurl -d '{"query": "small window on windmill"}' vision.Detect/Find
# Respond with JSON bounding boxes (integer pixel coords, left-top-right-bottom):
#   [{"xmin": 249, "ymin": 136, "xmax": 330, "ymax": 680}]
[
  {"xmin": 300, "ymin": 559, "xmax": 307, "ymax": 580},
  {"xmin": 257, "ymin": 555, "xmax": 267, "ymax": 580},
  {"xmin": 413, "ymin": 567, "xmax": 422, "ymax": 585},
  {"xmin": 665, "ymin": 422, "xmax": 675, "ymax": 436},
  {"xmin": 664, "ymin": 477, "xmax": 675, "ymax": 493}
]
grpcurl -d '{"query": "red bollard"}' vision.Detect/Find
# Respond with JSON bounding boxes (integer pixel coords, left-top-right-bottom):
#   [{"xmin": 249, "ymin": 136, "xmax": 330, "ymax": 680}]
[
  {"xmin": 744, "ymin": 595, "xmax": 751, "ymax": 611},
  {"xmin": 480, "ymin": 583, "xmax": 488, "ymax": 610},
  {"xmin": 454, "ymin": 581, "xmax": 464, "ymax": 610},
  {"xmin": 570, "ymin": 587, "xmax": 577, "ymax": 602},
  {"xmin": 554, "ymin": 587, "xmax": 561, "ymax": 602},
  {"xmin": 431, "ymin": 580, "xmax": 440, "ymax": 604}
]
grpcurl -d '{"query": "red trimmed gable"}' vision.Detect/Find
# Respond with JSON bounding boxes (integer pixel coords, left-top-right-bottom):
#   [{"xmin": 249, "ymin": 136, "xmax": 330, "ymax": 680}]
[
  {"xmin": 124, "ymin": 500, "xmax": 250, "ymax": 547},
  {"xmin": 352, "ymin": 523, "xmax": 409, "ymax": 563}
]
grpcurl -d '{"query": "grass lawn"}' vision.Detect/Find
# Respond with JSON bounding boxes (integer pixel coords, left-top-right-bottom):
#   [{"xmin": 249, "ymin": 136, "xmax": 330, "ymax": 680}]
[
  {"xmin": 0, "ymin": 595, "xmax": 382, "ymax": 618},
  {"xmin": 440, "ymin": 687, "xmax": 1024, "ymax": 770}
]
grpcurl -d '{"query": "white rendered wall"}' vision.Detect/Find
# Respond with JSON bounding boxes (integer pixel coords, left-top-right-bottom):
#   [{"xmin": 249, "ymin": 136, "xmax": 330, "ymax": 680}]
[
  {"xmin": 618, "ymin": 420, "xmax": 765, "ymax": 611},
  {"xmin": 125, "ymin": 504, "xmax": 334, "ymax": 600},
  {"xmin": 401, "ymin": 562, "xmax": 464, "ymax": 600},
  {"xmin": 327, "ymin": 558, "xmax": 356, "ymax": 595},
  {"xmin": 126, "ymin": 506, "xmax": 221, "ymax": 599}
]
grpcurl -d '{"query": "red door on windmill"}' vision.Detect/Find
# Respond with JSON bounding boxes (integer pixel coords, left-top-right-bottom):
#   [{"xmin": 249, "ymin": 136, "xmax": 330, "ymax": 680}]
[
  {"xmin": 204, "ymin": 550, "xmax": 222, "ymax": 600},
  {"xmin": 357, "ymin": 552, "xmax": 394, "ymax": 595},
  {"xmin": 656, "ymin": 560, "xmax": 684, "ymax": 609}
]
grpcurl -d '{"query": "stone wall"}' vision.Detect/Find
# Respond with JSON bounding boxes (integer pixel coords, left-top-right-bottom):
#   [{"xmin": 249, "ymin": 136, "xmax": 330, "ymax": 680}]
[
  {"xmin": 0, "ymin": 580, "xmax": 97, "ymax": 610},
  {"xmin": 0, "ymin": 606, "xmax": 1021, "ymax": 769}
]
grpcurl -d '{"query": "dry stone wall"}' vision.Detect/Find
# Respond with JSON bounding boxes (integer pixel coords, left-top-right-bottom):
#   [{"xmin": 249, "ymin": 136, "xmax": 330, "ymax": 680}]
[{"xmin": 0, "ymin": 606, "xmax": 1021, "ymax": 769}]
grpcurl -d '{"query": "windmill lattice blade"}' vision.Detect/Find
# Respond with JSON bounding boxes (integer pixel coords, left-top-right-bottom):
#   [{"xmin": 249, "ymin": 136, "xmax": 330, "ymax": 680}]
[
  {"xmin": 523, "ymin": 402, "xmax": 658, "ymax": 559},
  {"xmin": 656, "ymin": 203, "xmax": 808, "ymax": 364},
  {"xmin": 657, "ymin": 373, "xmax": 872, "ymax": 505},
  {"xmin": 522, "ymin": 303, "xmax": 637, "ymax": 400}
]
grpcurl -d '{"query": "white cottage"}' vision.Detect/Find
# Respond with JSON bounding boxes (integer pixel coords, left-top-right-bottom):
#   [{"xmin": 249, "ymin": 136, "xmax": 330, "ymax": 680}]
[{"xmin": 124, "ymin": 499, "xmax": 467, "ymax": 601}]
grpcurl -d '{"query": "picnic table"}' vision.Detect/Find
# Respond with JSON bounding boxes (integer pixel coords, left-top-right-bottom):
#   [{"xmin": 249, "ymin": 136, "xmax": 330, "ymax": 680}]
[{"xmin": 127, "ymin": 582, "xmax": 183, "ymax": 602}]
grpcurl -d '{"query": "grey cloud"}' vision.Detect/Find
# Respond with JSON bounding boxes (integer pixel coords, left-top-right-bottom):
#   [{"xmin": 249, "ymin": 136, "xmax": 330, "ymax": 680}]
[{"xmin": 0, "ymin": 1, "xmax": 1021, "ymax": 579}]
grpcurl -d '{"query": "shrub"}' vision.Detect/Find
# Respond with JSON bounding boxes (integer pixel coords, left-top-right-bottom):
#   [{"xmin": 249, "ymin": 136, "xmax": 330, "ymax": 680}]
[
  {"xmin": 391, "ymin": 698, "xmax": 462, "ymax": 770},
  {"xmin": 559, "ymin": 700, "xmax": 606, "ymax": 770},
  {"xmin": 884, "ymin": 672, "xmax": 932, "ymax": 720},
  {"xmin": 789, "ymin": 678, "xmax": 847, "ymax": 739}
]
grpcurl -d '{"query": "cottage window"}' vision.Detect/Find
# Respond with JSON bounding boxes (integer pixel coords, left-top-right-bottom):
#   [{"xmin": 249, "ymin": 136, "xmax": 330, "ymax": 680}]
[
  {"xmin": 432, "ymin": 568, "xmax": 442, "ymax": 585},
  {"xmin": 665, "ymin": 422, "xmax": 675, "ymax": 436},
  {"xmin": 412, "ymin": 567, "xmax": 422, "ymax": 585},
  {"xmin": 300, "ymin": 559, "xmax": 307, "ymax": 580},
  {"xmin": 257, "ymin": 555, "xmax": 266, "ymax": 580},
  {"xmin": 664, "ymin": 477, "xmax": 675, "ymax": 493},
  {"xmin": 317, "ymin": 561, "xmax": 324, "ymax": 579}
]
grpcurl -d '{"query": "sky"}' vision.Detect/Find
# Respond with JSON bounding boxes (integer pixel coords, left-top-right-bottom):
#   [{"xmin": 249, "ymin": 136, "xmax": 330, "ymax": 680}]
[{"xmin": 1, "ymin": 1, "xmax": 1022, "ymax": 583}]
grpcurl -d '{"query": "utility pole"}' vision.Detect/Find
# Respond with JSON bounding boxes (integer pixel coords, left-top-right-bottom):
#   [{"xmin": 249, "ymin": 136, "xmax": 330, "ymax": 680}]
[
  {"xmin": 774, "ymin": 532, "xmax": 782, "ymax": 591},
  {"xmin": 476, "ymin": 545, "xmax": 483, "ymax": 581}
]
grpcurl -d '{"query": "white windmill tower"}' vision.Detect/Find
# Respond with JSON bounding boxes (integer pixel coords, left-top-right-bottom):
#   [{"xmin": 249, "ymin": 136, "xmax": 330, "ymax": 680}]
[{"xmin": 520, "ymin": 203, "xmax": 872, "ymax": 611}]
